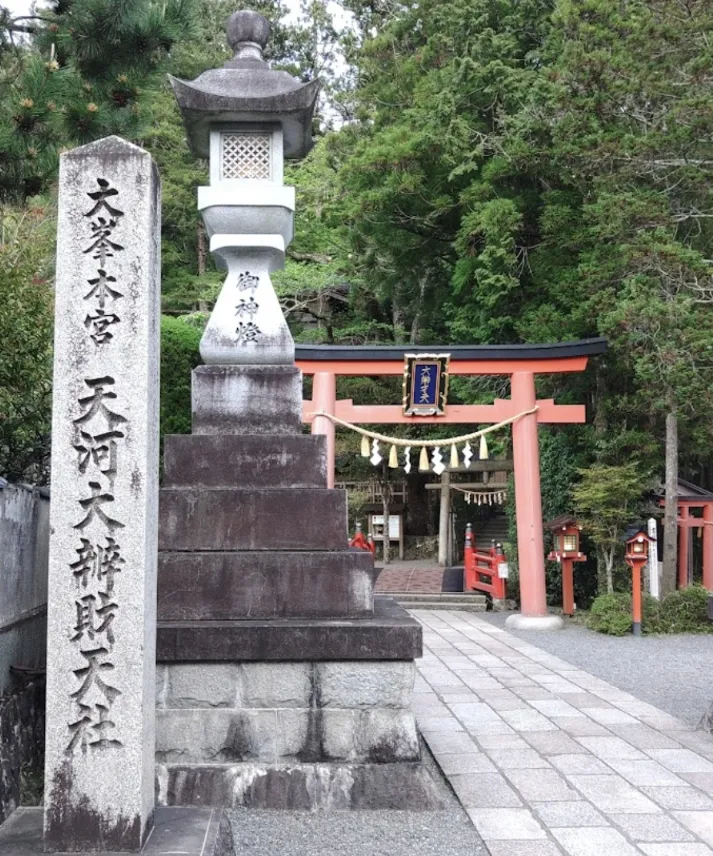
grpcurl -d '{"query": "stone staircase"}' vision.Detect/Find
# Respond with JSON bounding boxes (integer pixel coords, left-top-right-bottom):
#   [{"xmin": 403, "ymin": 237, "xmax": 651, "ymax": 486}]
[
  {"xmin": 394, "ymin": 593, "xmax": 488, "ymax": 613},
  {"xmin": 472, "ymin": 511, "xmax": 509, "ymax": 548}
]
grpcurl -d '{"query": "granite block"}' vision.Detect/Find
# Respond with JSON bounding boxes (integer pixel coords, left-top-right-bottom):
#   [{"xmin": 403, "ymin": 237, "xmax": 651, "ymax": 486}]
[
  {"xmin": 159, "ymin": 488, "xmax": 348, "ymax": 551},
  {"xmin": 161, "ymin": 762, "xmax": 445, "ymax": 810},
  {"xmin": 192, "ymin": 365, "xmax": 302, "ymax": 434},
  {"xmin": 157, "ymin": 597, "xmax": 422, "ymax": 662},
  {"xmin": 157, "ymin": 551, "xmax": 377, "ymax": 620},
  {"xmin": 162, "ymin": 433, "xmax": 327, "ymax": 489}
]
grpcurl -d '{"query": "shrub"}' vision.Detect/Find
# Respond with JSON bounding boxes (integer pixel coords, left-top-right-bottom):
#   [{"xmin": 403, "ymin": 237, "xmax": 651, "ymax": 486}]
[
  {"xmin": 587, "ymin": 586, "xmax": 713, "ymax": 635},
  {"xmin": 659, "ymin": 585, "xmax": 711, "ymax": 634},
  {"xmin": 160, "ymin": 315, "xmax": 201, "ymax": 439},
  {"xmin": 587, "ymin": 593, "xmax": 633, "ymax": 635},
  {"xmin": 587, "ymin": 592, "xmax": 663, "ymax": 635}
]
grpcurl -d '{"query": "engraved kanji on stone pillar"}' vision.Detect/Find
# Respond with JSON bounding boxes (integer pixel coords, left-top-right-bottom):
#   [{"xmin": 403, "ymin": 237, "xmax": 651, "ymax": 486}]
[{"xmin": 44, "ymin": 136, "xmax": 160, "ymax": 852}]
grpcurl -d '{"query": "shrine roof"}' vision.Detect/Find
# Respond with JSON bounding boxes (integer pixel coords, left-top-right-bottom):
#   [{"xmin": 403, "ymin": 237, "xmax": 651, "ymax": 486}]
[
  {"xmin": 295, "ymin": 338, "xmax": 607, "ymax": 362},
  {"xmin": 544, "ymin": 514, "xmax": 579, "ymax": 531}
]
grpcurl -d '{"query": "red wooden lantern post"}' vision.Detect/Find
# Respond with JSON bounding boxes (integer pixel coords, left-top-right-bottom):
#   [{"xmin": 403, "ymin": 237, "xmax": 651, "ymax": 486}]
[
  {"xmin": 625, "ymin": 527, "xmax": 654, "ymax": 637},
  {"xmin": 545, "ymin": 516, "xmax": 586, "ymax": 617}
]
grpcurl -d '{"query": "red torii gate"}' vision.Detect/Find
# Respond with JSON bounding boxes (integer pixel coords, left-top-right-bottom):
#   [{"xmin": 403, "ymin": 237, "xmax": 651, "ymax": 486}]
[{"xmin": 296, "ymin": 338, "xmax": 607, "ymax": 628}]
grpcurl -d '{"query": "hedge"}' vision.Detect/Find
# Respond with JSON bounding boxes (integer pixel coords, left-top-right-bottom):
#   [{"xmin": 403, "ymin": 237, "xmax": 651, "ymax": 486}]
[
  {"xmin": 160, "ymin": 315, "xmax": 202, "ymax": 439},
  {"xmin": 587, "ymin": 585, "xmax": 712, "ymax": 635}
]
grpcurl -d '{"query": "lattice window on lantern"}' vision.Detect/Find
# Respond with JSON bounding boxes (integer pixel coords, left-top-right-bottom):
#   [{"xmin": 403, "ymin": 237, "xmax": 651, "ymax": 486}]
[{"xmin": 220, "ymin": 132, "xmax": 272, "ymax": 180}]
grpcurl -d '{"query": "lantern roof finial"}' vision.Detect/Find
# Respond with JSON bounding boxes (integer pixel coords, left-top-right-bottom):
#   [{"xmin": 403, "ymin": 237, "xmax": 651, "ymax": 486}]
[{"xmin": 226, "ymin": 10, "xmax": 270, "ymax": 65}]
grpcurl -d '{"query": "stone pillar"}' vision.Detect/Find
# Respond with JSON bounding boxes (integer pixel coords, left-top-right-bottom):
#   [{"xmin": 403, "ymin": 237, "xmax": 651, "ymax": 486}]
[
  {"xmin": 44, "ymin": 137, "xmax": 160, "ymax": 852},
  {"xmin": 438, "ymin": 471, "xmax": 451, "ymax": 567}
]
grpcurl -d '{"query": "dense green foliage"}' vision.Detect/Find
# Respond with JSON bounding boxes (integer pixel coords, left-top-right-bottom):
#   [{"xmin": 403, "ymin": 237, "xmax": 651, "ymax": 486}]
[
  {"xmin": 159, "ymin": 316, "xmax": 202, "ymax": 438},
  {"xmin": 0, "ymin": 0, "xmax": 195, "ymax": 201},
  {"xmin": 588, "ymin": 586, "xmax": 713, "ymax": 635},
  {"xmin": 0, "ymin": 206, "xmax": 54, "ymax": 482}
]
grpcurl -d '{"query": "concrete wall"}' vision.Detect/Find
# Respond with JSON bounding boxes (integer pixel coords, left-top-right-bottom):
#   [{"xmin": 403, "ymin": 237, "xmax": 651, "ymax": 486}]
[{"xmin": 0, "ymin": 480, "xmax": 49, "ymax": 695}]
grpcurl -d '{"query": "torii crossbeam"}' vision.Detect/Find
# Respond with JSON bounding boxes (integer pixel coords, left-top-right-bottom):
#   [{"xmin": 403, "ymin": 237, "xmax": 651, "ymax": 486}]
[{"xmin": 296, "ymin": 338, "xmax": 607, "ymax": 629}]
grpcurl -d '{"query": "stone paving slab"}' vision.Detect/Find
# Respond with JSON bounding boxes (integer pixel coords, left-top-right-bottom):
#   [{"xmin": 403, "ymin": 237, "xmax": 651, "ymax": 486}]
[{"xmin": 412, "ymin": 610, "xmax": 713, "ymax": 855}]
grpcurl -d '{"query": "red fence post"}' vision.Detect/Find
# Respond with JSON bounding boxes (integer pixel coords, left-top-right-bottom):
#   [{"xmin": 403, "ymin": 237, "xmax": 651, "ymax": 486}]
[
  {"xmin": 493, "ymin": 542, "xmax": 507, "ymax": 601},
  {"xmin": 464, "ymin": 523, "xmax": 474, "ymax": 591}
]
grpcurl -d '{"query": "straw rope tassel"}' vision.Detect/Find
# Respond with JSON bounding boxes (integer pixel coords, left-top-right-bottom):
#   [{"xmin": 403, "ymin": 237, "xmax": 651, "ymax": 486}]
[
  {"xmin": 419, "ymin": 447, "xmax": 430, "ymax": 471},
  {"xmin": 450, "ymin": 444, "xmax": 459, "ymax": 469},
  {"xmin": 479, "ymin": 434, "xmax": 489, "ymax": 460},
  {"xmin": 388, "ymin": 444, "xmax": 398, "ymax": 468},
  {"xmin": 360, "ymin": 435, "xmax": 370, "ymax": 457}
]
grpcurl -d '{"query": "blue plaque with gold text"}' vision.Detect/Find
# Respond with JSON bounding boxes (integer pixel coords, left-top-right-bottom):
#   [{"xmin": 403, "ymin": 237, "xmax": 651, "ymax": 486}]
[{"xmin": 403, "ymin": 354, "xmax": 450, "ymax": 416}]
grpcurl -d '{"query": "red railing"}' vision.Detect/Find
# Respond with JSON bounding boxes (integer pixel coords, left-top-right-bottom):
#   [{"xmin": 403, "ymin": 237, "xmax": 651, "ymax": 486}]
[
  {"xmin": 349, "ymin": 523, "xmax": 376, "ymax": 555},
  {"xmin": 464, "ymin": 523, "xmax": 507, "ymax": 600}
]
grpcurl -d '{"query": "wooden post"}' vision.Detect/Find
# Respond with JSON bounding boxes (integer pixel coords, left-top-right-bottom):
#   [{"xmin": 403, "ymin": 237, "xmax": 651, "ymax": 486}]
[
  {"xmin": 562, "ymin": 559, "xmax": 575, "ymax": 617},
  {"xmin": 678, "ymin": 506, "xmax": 689, "ymax": 589},
  {"xmin": 438, "ymin": 470, "xmax": 451, "ymax": 567},
  {"xmin": 703, "ymin": 504, "xmax": 713, "ymax": 591},
  {"xmin": 632, "ymin": 561, "xmax": 642, "ymax": 636},
  {"xmin": 312, "ymin": 371, "xmax": 336, "ymax": 488}
]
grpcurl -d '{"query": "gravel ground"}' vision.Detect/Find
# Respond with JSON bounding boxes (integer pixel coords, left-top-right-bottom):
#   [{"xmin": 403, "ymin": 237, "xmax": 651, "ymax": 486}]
[
  {"xmin": 225, "ymin": 744, "xmax": 487, "ymax": 856},
  {"xmin": 227, "ymin": 810, "xmax": 486, "ymax": 856},
  {"xmin": 480, "ymin": 611, "xmax": 713, "ymax": 726}
]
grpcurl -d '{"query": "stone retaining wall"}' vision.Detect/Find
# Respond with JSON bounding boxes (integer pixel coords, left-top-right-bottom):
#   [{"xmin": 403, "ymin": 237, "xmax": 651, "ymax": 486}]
[{"xmin": 0, "ymin": 481, "xmax": 49, "ymax": 696}]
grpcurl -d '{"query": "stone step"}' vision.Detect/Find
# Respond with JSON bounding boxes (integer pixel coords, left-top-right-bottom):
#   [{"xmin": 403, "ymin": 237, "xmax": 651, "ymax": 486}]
[
  {"xmin": 159, "ymin": 488, "xmax": 348, "ymax": 551},
  {"xmin": 381, "ymin": 593, "xmax": 486, "ymax": 604},
  {"xmin": 163, "ymin": 433, "xmax": 327, "ymax": 489},
  {"xmin": 158, "ymin": 550, "xmax": 377, "ymax": 620},
  {"xmin": 397, "ymin": 601, "xmax": 487, "ymax": 612},
  {"xmin": 158, "ymin": 762, "xmax": 445, "ymax": 810},
  {"xmin": 157, "ymin": 597, "xmax": 421, "ymax": 662}
]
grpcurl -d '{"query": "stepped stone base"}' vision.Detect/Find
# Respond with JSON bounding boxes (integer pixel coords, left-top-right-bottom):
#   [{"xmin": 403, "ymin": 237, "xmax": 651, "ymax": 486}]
[
  {"xmin": 157, "ymin": 597, "xmax": 422, "ymax": 661},
  {"xmin": 163, "ymin": 434, "xmax": 328, "ymax": 489},
  {"xmin": 159, "ymin": 487, "xmax": 348, "ymax": 551},
  {"xmin": 158, "ymin": 551, "xmax": 378, "ymax": 620},
  {"xmin": 156, "ymin": 660, "xmax": 419, "ymax": 765},
  {"xmin": 157, "ymin": 762, "xmax": 445, "ymax": 810}
]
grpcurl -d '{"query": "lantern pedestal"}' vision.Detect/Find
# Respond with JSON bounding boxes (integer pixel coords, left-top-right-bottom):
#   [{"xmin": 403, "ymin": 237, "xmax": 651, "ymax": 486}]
[{"xmin": 200, "ymin": 237, "xmax": 294, "ymax": 365}]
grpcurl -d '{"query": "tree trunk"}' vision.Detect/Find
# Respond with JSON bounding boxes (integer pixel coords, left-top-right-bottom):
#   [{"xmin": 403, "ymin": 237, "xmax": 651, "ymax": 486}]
[
  {"xmin": 593, "ymin": 367, "xmax": 607, "ymax": 437},
  {"xmin": 197, "ymin": 221, "xmax": 206, "ymax": 276},
  {"xmin": 410, "ymin": 274, "xmax": 429, "ymax": 344},
  {"xmin": 662, "ymin": 410, "xmax": 679, "ymax": 595},
  {"xmin": 605, "ymin": 545, "xmax": 615, "ymax": 594}
]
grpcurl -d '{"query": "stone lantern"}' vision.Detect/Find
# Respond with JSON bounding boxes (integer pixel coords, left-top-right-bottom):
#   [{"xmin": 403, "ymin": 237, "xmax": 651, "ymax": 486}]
[
  {"xmin": 154, "ymin": 10, "xmax": 428, "ymax": 810},
  {"xmin": 170, "ymin": 9, "xmax": 319, "ymax": 365}
]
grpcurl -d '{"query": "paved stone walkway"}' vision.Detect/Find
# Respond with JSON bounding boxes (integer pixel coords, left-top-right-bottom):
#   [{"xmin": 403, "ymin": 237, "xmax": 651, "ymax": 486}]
[
  {"xmin": 413, "ymin": 609, "xmax": 713, "ymax": 856},
  {"xmin": 375, "ymin": 562, "xmax": 444, "ymax": 593}
]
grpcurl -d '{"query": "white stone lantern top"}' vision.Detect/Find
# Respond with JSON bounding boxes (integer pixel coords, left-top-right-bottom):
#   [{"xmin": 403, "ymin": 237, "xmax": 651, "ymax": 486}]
[{"xmin": 169, "ymin": 10, "xmax": 319, "ymax": 162}]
